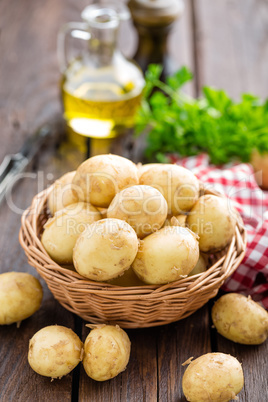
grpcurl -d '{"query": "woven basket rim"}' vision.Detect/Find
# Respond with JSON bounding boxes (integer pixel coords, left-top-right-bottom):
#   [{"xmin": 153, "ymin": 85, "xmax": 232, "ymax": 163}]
[{"xmin": 19, "ymin": 186, "xmax": 247, "ymax": 327}]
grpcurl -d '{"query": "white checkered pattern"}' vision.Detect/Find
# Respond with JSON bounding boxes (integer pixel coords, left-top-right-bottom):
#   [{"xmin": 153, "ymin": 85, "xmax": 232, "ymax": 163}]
[{"xmin": 170, "ymin": 153, "xmax": 268, "ymax": 308}]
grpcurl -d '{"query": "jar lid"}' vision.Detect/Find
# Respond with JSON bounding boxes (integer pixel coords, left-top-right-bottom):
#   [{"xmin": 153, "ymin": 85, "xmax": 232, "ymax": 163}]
[{"xmin": 128, "ymin": 0, "xmax": 184, "ymax": 26}]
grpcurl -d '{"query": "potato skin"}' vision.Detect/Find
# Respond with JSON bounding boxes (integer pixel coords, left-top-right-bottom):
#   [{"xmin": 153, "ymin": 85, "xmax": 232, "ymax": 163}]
[
  {"xmin": 250, "ymin": 149, "xmax": 268, "ymax": 189},
  {"xmin": 186, "ymin": 195, "xmax": 236, "ymax": 252},
  {"xmin": 164, "ymin": 214, "xmax": 187, "ymax": 227},
  {"xmin": 0, "ymin": 272, "xmax": 43, "ymax": 325},
  {"xmin": 132, "ymin": 226, "xmax": 199, "ymax": 285},
  {"xmin": 41, "ymin": 202, "xmax": 101, "ymax": 264},
  {"xmin": 48, "ymin": 171, "xmax": 79, "ymax": 215},
  {"xmin": 72, "ymin": 154, "xmax": 139, "ymax": 208},
  {"xmin": 83, "ymin": 325, "xmax": 131, "ymax": 381},
  {"xmin": 28, "ymin": 325, "xmax": 83, "ymax": 378},
  {"xmin": 139, "ymin": 164, "xmax": 199, "ymax": 215},
  {"xmin": 188, "ymin": 254, "xmax": 207, "ymax": 276},
  {"xmin": 182, "ymin": 353, "xmax": 244, "ymax": 402},
  {"xmin": 73, "ymin": 218, "xmax": 139, "ymax": 281},
  {"xmin": 107, "ymin": 185, "xmax": 168, "ymax": 238},
  {"xmin": 212, "ymin": 293, "xmax": 268, "ymax": 345}
]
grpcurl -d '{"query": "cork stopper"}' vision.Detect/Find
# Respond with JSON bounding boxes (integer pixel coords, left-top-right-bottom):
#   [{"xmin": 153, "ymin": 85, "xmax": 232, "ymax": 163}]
[{"xmin": 128, "ymin": 0, "xmax": 184, "ymax": 26}]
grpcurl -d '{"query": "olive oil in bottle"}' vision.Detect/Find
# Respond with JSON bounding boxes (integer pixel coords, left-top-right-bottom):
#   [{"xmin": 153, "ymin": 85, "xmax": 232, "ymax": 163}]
[{"xmin": 58, "ymin": 5, "xmax": 144, "ymax": 155}]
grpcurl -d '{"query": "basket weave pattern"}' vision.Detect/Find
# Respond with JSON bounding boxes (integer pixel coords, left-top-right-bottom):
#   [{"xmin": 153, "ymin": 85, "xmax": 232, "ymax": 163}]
[{"xmin": 19, "ymin": 187, "xmax": 247, "ymax": 328}]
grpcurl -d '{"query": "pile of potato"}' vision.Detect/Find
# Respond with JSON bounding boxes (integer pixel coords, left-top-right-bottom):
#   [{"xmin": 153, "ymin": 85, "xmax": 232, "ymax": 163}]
[
  {"xmin": 1, "ymin": 152, "xmax": 268, "ymax": 401},
  {"xmin": 42, "ymin": 153, "xmax": 238, "ymax": 285},
  {"xmin": 28, "ymin": 323, "xmax": 131, "ymax": 381}
]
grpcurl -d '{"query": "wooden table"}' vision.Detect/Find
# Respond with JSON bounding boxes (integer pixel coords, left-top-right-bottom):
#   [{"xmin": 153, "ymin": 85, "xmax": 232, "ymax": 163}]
[{"xmin": 1, "ymin": 1, "xmax": 268, "ymax": 401}]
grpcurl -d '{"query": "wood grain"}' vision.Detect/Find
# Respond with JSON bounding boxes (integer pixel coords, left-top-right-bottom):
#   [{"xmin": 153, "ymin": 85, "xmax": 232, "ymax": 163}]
[
  {"xmin": 214, "ymin": 320, "xmax": 268, "ymax": 401},
  {"xmin": 193, "ymin": 0, "xmax": 268, "ymax": 98},
  {"xmin": 157, "ymin": 306, "xmax": 211, "ymax": 402}
]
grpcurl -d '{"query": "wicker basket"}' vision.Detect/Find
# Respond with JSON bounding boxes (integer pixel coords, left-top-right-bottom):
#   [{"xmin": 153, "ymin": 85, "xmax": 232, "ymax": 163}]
[{"xmin": 19, "ymin": 186, "xmax": 247, "ymax": 329}]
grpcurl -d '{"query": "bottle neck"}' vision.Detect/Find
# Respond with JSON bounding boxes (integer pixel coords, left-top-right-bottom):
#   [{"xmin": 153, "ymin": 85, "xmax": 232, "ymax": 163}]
[
  {"xmin": 87, "ymin": 25, "xmax": 119, "ymax": 66},
  {"xmin": 133, "ymin": 24, "xmax": 174, "ymax": 78}
]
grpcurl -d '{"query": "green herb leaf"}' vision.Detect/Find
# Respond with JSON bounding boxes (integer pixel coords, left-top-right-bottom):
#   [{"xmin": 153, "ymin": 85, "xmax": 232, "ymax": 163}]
[{"xmin": 135, "ymin": 64, "xmax": 268, "ymax": 165}]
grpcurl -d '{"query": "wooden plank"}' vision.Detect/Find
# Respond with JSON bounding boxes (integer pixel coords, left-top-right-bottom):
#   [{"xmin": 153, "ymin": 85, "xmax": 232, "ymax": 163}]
[
  {"xmin": 78, "ymin": 326, "xmax": 158, "ymax": 401},
  {"xmin": 193, "ymin": 0, "xmax": 268, "ymax": 99},
  {"xmin": 215, "ymin": 328, "xmax": 268, "ymax": 401},
  {"xmin": 0, "ymin": 152, "xmax": 79, "ymax": 400},
  {"xmin": 157, "ymin": 306, "xmax": 211, "ymax": 401},
  {"xmin": 193, "ymin": 1, "xmax": 268, "ymax": 400},
  {"xmin": 169, "ymin": 0, "xmax": 196, "ymax": 96}
]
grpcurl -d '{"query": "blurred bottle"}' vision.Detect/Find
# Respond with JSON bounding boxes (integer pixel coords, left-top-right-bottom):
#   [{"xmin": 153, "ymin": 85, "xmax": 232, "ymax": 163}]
[
  {"xmin": 128, "ymin": 0, "xmax": 184, "ymax": 81},
  {"xmin": 58, "ymin": 4, "xmax": 144, "ymax": 156}
]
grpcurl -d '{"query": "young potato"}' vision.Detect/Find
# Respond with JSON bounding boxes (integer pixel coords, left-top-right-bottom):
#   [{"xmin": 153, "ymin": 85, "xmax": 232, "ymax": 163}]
[
  {"xmin": 188, "ymin": 254, "xmax": 207, "ymax": 276},
  {"xmin": 164, "ymin": 214, "xmax": 187, "ymax": 227},
  {"xmin": 72, "ymin": 154, "xmax": 139, "ymax": 208},
  {"xmin": 250, "ymin": 149, "xmax": 268, "ymax": 189},
  {"xmin": 107, "ymin": 185, "xmax": 168, "ymax": 238},
  {"xmin": 28, "ymin": 325, "xmax": 83, "ymax": 379},
  {"xmin": 48, "ymin": 171, "xmax": 80, "ymax": 215},
  {"xmin": 212, "ymin": 293, "xmax": 268, "ymax": 345},
  {"xmin": 107, "ymin": 267, "xmax": 145, "ymax": 287},
  {"xmin": 182, "ymin": 353, "xmax": 244, "ymax": 402},
  {"xmin": 139, "ymin": 163, "xmax": 199, "ymax": 215},
  {"xmin": 186, "ymin": 194, "xmax": 237, "ymax": 252},
  {"xmin": 0, "ymin": 272, "xmax": 43, "ymax": 325},
  {"xmin": 41, "ymin": 202, "xmax": 101, "ymax": 264},
  {"xmin": 83, "ymin": 325, "xmax": 131, "ymax": 381},
  {"xmin": 73, "ymin": 218, "xmax": 139, "ymax": 281},
  {"xmin": 132, "ymin": 226, "xmax": 199, "ymax": 285}
]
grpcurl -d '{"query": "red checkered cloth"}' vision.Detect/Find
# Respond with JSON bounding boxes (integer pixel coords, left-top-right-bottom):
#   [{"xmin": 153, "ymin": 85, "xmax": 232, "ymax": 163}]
[{"xmin": 170, "ymin": 153, "xmax": 268, "ymax": 309}]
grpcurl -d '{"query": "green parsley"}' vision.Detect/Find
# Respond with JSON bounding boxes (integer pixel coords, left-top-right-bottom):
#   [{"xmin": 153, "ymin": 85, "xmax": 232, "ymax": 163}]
[{"xmin": 135, "ymin": 65, "xmax": 268, "ymax": 164}]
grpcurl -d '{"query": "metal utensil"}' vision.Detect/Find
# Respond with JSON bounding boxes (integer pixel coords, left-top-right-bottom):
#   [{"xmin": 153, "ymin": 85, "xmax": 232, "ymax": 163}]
[{"xmin": 0, "ymin": 124, "xmax": 53, "ymax": 205}]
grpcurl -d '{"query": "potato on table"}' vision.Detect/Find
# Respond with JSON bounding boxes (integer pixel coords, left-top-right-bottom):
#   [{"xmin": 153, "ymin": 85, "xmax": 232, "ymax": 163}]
[
  {"xmin": 186, "ymin": 194, "xmax": 236, "ymax": 252},
  {"xmin": 28, "ymin": 325, "xmax": 83, "ymax": 379},
  {"xmin": 41, "ymin": 202, "xmax": 101, "ymax": 264},
  {"xmin": 212, "ymin": 293, "xmax": 268, "ymax": 345},
  {"xmin": 83, "ymin": 325, "xmax": 131, "ymax": 381},
  {"xmin": 139, "ymin": 163, "xmax": 199, "ymax": 215},
  {"xmin": 182, "ymin": 353, "xmax": 244, "ymax": 402},
  {"xmin": 73, "ymin": 218, "xmax": 139, "ymax": 281},
  {"xmin": 0, "ymin": 272, "xmax": 43, "ymax": 325},
  {"xmin": 107, "ymin": 185, "xmax": 168, "ymax": 238},
  {"xmin": 72, "ymin": 154, "xmax": 139, "ymax": 208},
  {"xmin": 132, "ymin": 226, "xmax": 199, "ymax": 285}
]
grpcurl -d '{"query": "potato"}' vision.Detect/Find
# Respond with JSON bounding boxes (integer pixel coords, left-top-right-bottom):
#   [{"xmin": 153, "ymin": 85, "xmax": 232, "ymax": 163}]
[
  {"xmin": 28, "ymin": 325, "xmax": 83, "ymax": 378},
  {"xmin": 41, "ymin": 202, "xmax": 101, "ymax": 264},
  {"xmin": 250, "ymin": 149, "xmax": 268, "ymax": 189},
  {"xmin": 72, "ymin": 154, "xmax": 139, "ymax": 208},
  {"xmin": 48, "ymin": 171, "xmax": 80, "ymax": 215},
  {"xmin": 107, "ymin": 185, "xmax": 168, "ymax": 238},
  {"xmin": 212, "ymin": 293, "xmax": 268, "ymax": 345},
  {"xmin": 164, "ymin": 214, "xmax": 187, "ymax": 227},
  {"xmin": 182, "ymin": 353, "xmax": 244, "ymax": 402},
  {"xmin": 83, "ymin": 325, "xmax": 131, "ymax": 381},
  {"xmin": 107, "ymin": 267, "xmax": 145, "ymax": 287},
  {"xmin": 139, "ymin": 164, "xmax": 199, "ymax": 215},
  {"xmin": 186, "ymin": 194, "xmax": 237, "ymax": 252},
  {"xmin": 132, "ymin": 226, "xmax": 199, "ymax": 285},
  {"xmin": 0, "ymin": 272, "xmax": 43, "ymax": 325},
  {"xmin": 188, "ymin": 254, "xmax": 207, "ymax": 276},
  {"xmin": 73, "ymin": 218, "xmax": 139, "ymax": 281},
  {"xmin": 137, "ymin": 163, "xmax": 159, "ymax": 178}
]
